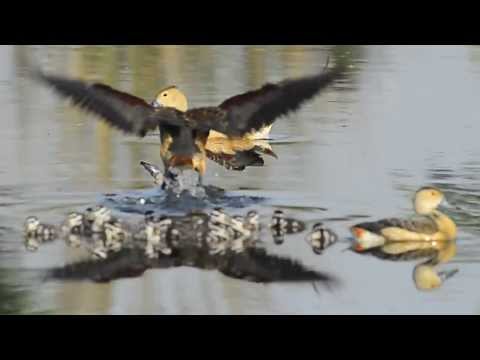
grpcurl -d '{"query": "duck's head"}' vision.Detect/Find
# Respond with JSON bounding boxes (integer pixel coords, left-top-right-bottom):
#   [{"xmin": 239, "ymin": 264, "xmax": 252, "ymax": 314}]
[
  {"xmin": 25, "ymin": 216, "xmax": 40, "ymax": 233},
  {"xmin": 152, "ymin": 86, "xmax": 188, "ymax": 112},
  {"xmin": 414, "ymin": 186, "xmax": 446, "ymax": 215},
  {"xmin": 246, "ymin": 210, "xmax": 259, "ymax": 225},
  {"xmin": 66, "ymin": 212, "xmax": 84, "ymax": 228},
  {"xmin": 414, "ymin": 263, "xmax": 458, "ymax": 291}
]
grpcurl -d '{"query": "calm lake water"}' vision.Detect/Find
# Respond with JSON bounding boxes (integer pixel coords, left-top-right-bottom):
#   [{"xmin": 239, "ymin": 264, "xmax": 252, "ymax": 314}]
[{"xmin": 1, "ymin": 45, "xmax": 480, "ymax": 315}]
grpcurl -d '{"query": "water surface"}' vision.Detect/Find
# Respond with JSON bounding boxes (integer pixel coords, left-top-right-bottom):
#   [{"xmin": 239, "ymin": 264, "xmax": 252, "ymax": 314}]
[{"xmin": 1, "ymin": 45, "xmax": 480, "ymax": 314}]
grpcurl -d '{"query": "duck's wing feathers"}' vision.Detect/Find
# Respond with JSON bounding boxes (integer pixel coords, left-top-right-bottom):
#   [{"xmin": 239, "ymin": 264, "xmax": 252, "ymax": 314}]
[
  {"xmin": 34, "ymin": 71, "xmax": 190, "ymax": 137},
  {"xmin": 206, "ymin": 149, "xmax": 265, "ymax": 171},
  {"xmin": 356, "ymin": 217, "xmax": 438, "ymax": 235},
  {"xmin": 213, "ymin": 66, "xmax": 344, "ymax": 137},
  {"xmin": 403, "ymin": 216, "xmax": 439, "ymax": 234}
]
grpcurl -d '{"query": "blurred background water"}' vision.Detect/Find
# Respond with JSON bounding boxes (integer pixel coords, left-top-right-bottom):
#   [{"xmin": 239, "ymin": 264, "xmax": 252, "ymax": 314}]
[{"xmin": 1, "ymin": 45, "xmax": 480, "ymax": 314}]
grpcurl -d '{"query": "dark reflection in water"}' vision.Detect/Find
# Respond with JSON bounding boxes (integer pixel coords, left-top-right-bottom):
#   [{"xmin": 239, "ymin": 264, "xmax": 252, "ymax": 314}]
[
  {"xmin": 26, "ymin": 205, "xmax": 336, "ymax": 289},
  {"xmin": 47, "ymin": 247, "xmax": 335, "ymax": 286},
  {"xmin": 0, "ymin": 269, "xmax": 35, "ymax": 314}
]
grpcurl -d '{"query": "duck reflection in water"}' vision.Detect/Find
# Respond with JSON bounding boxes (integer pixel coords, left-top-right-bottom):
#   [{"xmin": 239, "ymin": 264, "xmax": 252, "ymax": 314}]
[
  {"xmin": 46, "ymin": 245, "xmax": 335, "ymax": 285},
  {"xmin": 350, "ymin": 187, "xmax": 459, "ymax": 290},
  {"xmin": 361, "ymin": 240, "xmax": 458, "ymax": 291},
  {"xmin": 29, "ymin": 207, "xmax": 335, "ymax": 287}
]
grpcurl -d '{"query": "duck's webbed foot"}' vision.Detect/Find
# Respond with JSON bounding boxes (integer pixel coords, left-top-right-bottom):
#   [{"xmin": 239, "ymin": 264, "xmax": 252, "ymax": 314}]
[
  {"xmin": 163, "ymin": 167, "xmax": 179, "ymax": 188},
  {"xmin": 163, "ymin": 167, "xmax": 207, "ymax": 198},
  {"xmin": 140, "ymin": 161, "xmax": 225, "ymax": 199}
]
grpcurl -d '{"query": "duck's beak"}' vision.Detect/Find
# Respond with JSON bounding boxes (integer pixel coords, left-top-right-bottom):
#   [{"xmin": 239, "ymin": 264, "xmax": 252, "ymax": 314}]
[
  {"xmin": 439, "ymin": 198, "xmax": 462, "ymax": 212},
  {"xmin": 151, "ymin": 100, "xmax": 161, "ymax": 108}
]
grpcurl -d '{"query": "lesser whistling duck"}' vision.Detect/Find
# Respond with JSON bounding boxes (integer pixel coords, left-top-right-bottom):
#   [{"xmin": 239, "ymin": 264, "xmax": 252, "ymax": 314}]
[
  {"xmin": 351, "ymin": 187, "xmax": 457, "ymax": 252},
  {"xmin": 33, "ymin": 63, "xmax": 345, "ymax": 180},
  {"xmin": 362, "ymin": 238, "xmax": 458, "ymax": 291},
  {"xmin": 154, "ymin": 85, "xmax": 277, "ymax": 171}
]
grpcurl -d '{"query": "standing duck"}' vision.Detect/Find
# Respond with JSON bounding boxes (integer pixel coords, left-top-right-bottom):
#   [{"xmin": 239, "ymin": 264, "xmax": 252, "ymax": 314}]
[
  {"xmin": 33, "ymin": 63, "xmax": 344, "ymax": 181},
  {"xmin": 351, "ymin": 187, "xmax": 457, "ymax": 251}
]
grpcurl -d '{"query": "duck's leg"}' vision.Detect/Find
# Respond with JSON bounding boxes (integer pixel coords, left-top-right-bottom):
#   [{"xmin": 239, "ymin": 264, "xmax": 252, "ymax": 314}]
[
  {"xmin": 194, "ymin": 152, "xmax": 207, "ymax": 187},
  {"xmin": 162, "ymin": 166, "xmax": 179, "ymax": 189}
]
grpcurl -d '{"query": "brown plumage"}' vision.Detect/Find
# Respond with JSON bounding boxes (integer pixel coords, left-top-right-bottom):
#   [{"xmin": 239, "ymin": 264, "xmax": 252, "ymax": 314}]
[
  {"xmin": 34, "ymin": 64, "xmax": 344, "ymax": 176},
  {"xmin": 351, "ymin": 187, "xmax": 458, "ymax": 252},
  {"xmin": 353, "ymin": 217, "xmax": 439, "ymax": 237}
]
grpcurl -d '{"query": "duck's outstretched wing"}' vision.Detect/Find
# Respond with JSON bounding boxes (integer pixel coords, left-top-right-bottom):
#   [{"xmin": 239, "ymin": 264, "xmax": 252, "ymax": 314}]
[
  {"xmin": 33, "ymin": 71, "xmax": 190, "ymax": 137},
  {"xmin": 209, "ymin": 66, "xmax": 345, "ymax": 137}
]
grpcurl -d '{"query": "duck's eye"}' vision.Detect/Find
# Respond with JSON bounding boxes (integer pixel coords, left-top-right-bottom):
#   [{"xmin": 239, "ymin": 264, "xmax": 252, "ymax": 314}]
[{"xmin": 163, "ymin": 93, "xmax": 167, "ymax": 97}]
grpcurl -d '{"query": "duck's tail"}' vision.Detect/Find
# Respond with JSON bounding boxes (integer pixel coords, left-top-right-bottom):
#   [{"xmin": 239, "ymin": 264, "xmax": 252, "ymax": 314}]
[{"xmin": 350, "ymin": 226, "xmax": 386, "ymax": 252}]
